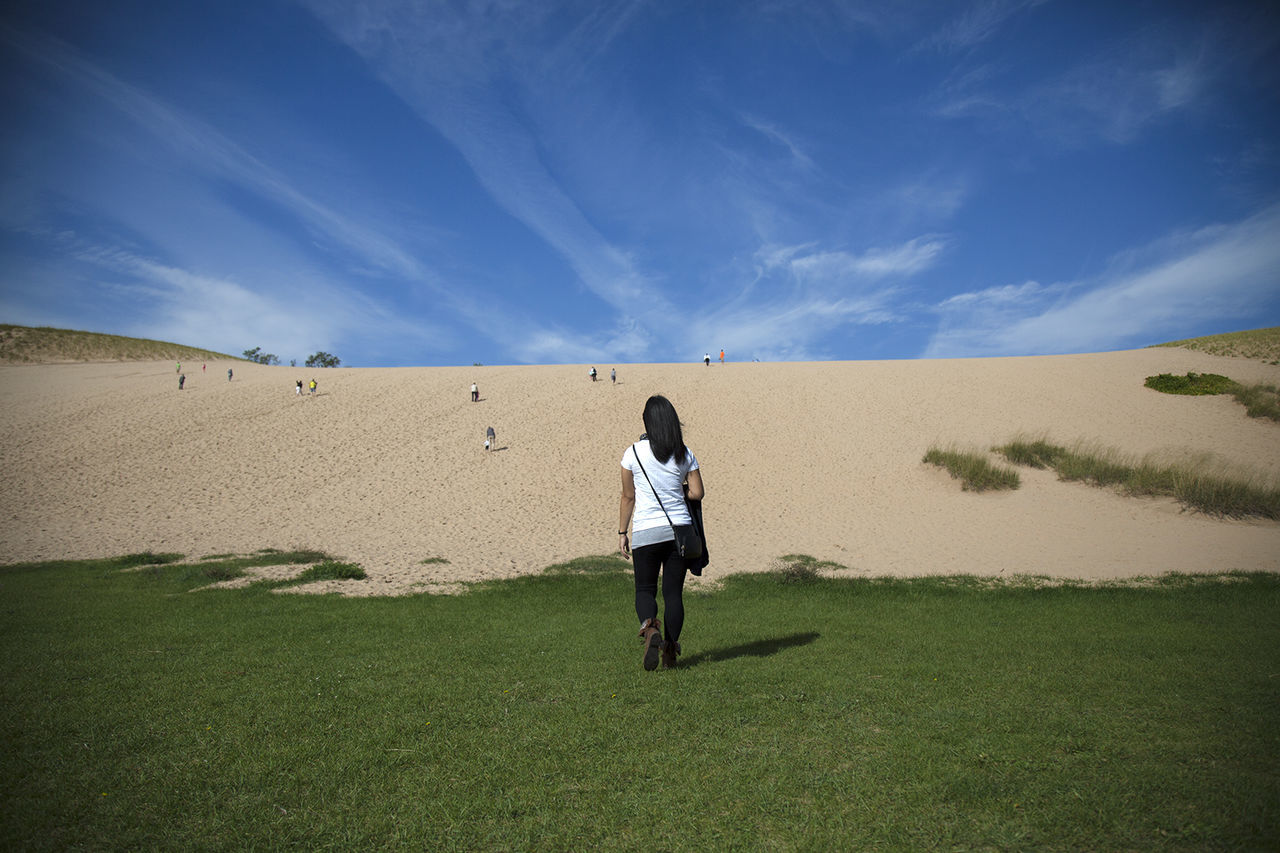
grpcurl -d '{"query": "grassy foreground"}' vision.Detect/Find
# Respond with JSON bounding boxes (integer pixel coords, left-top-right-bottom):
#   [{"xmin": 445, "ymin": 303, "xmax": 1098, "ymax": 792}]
[{"xmin": 2, "ymin": 555, "xmax": 1278, "ymax": 850}]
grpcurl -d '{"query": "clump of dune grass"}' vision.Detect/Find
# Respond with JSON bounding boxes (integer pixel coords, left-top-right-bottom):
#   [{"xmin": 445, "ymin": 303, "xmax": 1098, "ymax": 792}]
[
  {"xmin": 1051, "ymin": 441, "xmax": 1134, "ymax": 488},
  {"xmin": 923, "ymin": 445, "xmax": 1021, "ymax": 492},
  {"xmin": 995, "ymin": 438, "xmax": 1280, "ymax": 519},
  {"xmin": 1232, "ymin": 382, "xmax": 1280, "ymax": 422},
  {"xmin": 994, "ymin": 436, "xmax": 1065, "ymax": 469}
]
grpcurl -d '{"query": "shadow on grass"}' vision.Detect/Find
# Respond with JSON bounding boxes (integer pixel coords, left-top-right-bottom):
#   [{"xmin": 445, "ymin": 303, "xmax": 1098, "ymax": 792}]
[{"xmin": 680, "ymin": 631, "xmax": 820, "ymax": 668}]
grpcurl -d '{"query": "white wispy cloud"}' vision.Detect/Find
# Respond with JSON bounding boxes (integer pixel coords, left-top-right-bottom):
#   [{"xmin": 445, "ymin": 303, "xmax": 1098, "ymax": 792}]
[
  {"xmin": 1, "ymin": 21, "xmax": 617, "ymax": 364},
  {"xmin": 1, "ymin": 25, "xmax": 430, "ymax": 283},
  {"xmin": 690, "ymin": 235, "xmax": 947, "ymax": 360},
  {"xmin": 918, "ymin": 0, "xmax": 1048, "ymax": 53},
  {"xmin": 883, "ymin": 172, "xmax": 970, "ymax": 223},
  {"xmin": 929, "ymin": 23, "xmax": 1214, "ymax": 145},
  {"xmin": 924, "ymin": 203, "xmax": 1280, "ymax": 357},
  {"xmin": 740, "ymin": 113, "xmax": 817, "ymax": 172},
  {"xmin": 1031, "ymin": 43, "xmax": 1209, "ymax": 144},
  {"xmin": 52, "ymin": 233, "xmax": 440, "ymax": 361},
  {"xmin": 782, "ymin": 237, "xmax": 949, "ymax": 282},
  {"xmin": 300, "ymin": 0, "xmax": 666, "ymax": 323}
]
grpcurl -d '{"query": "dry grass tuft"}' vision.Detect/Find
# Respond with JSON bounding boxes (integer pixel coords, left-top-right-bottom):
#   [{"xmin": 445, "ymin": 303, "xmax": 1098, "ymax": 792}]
[{"xmin": 923, "ymin": 445, "xmax": 1021, "ymax": 492}]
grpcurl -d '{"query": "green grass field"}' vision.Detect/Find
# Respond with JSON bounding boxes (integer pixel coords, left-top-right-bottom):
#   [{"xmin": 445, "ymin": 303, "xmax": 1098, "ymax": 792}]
[{"xmin": 2, "ymin": 554, "xmax": 1278, "ymax": 850}]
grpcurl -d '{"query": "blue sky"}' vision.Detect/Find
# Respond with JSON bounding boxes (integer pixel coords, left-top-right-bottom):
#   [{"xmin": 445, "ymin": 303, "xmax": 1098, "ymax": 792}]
[{"xmin": 2, "ymin": 1, "xmax": 1278, "ymax": 366}]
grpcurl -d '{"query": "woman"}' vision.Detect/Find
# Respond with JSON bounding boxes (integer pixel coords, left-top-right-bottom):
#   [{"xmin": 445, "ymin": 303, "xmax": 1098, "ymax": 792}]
[{"xmin": 619, "ymin": 395, "xmax": 705, "ymax": 671}]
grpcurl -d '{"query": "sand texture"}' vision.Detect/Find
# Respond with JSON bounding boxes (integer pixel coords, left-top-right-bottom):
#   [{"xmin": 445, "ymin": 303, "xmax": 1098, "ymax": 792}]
[{"xmin": 1, "ymin": 349, "xmax": 1278, "ymax": 594}]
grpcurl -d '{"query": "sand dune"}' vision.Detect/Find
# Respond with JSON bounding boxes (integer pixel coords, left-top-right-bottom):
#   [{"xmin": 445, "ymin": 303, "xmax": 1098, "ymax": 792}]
[{"xmin": 1, "ymin": 348, "xmax": 1278, "ymax": 594}]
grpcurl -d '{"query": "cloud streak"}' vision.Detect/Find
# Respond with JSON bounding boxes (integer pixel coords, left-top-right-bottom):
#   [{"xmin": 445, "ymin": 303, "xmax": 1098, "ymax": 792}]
[
  {"xmin": 929, "ymin": 20, "xmax": 1217, "ymax": 146},
  {"xmin": 918, "ymin": 0, "xmax": 1048, "ymax": 53},
  {"xmin": 300, "ymin": 0, "xmax": 666, "ymax": 320},
  {"xmin": 925, "ymin": 204, "xmax": 1280, "ymax": 357},
  {"xmin": 1, "ymin": 21, "xmax": 621, "ymax": 364},
  {"xmin": 692, "ymin": 236, "xmax": 947, "ymax": 360}
]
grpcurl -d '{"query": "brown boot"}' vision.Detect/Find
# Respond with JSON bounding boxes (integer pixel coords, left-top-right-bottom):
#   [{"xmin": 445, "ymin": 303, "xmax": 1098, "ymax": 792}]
[
  {"xmin": 639, "ymin": 617, "xmax": 663, "ymax": 671},
  {"xmin": 662, "ymin": 640, "xmax": 681, "ymax": 669}
]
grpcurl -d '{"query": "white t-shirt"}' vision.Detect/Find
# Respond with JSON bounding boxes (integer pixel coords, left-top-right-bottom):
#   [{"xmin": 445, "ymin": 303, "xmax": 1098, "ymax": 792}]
[{"xmin": 622, "ymin": 439, "xmax": 699, "ymax": 532}]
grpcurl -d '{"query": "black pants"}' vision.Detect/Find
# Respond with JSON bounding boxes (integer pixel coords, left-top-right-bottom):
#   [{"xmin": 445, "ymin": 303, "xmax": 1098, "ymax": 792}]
[{"xmin": 633, "ymin": 540, "xmax": 687, "ymax": 644}]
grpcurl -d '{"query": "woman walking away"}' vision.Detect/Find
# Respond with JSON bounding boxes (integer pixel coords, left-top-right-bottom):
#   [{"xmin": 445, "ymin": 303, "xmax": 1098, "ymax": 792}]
[{"xmin": 618, "ymin": 395, "xmax": 704, "ymax": 670}]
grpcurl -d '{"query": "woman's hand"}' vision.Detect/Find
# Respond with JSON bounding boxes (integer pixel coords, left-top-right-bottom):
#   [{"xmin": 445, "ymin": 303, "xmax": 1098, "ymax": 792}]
[{"xmin": 618, "ymin": 532, "xmax": 631, "ymax": 559}]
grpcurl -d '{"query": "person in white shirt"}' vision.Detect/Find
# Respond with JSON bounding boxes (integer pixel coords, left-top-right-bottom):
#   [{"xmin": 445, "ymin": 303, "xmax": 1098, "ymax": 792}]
[{"xmin": 618, "ymin": 395, "xmax": 705, "ymax": 670}]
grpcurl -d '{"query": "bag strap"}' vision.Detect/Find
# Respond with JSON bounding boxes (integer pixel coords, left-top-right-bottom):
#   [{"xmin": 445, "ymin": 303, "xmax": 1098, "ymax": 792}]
[{"xmin": 631, "ymin": 443, "xmax": 682, "ymax": 532}]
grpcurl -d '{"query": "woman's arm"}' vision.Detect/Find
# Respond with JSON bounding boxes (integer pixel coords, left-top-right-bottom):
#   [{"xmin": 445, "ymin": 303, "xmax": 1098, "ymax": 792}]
[
  {"xmin": 685, "ymin": 468, "xmax": 704, "ymax": 501},
  {"xmin": 618, "ymin": 468, "xmax": 636, "ymax": 558}
]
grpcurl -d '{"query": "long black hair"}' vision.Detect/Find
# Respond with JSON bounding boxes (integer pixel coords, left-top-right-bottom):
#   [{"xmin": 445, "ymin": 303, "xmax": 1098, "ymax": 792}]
[{"xmin": 642, "ymin": 395, "xmax": 687, "ymax": 465}]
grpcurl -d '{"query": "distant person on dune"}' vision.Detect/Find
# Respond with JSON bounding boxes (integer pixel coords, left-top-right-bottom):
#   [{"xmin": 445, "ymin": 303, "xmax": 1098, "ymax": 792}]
[
  {"xmin": 486, "ymin": 425, "xmax": 495, "ymax": 451},
  {"xmin": 227, "ymin": 368, "xmax": 233, "ymax": 382},
  {"xmin": 590, "ymin": 367, "xmax": 597, "ymax": 382},
  {"xmin": 719, "ymin": 349, "xmax": 724, "ymax": 364},
  {"xmin": 296, "ymin": 380, "xmax": 303, "ymax": 396},
  {"xmin": 471, "ymin": 382, "xmax": 479, "ymax": 402},
  {"xmin": 703, "ymin": 353, "xmax": 710, "ymax": 367},
  {"xmin": 178, "ymin": 373, "xmax": 185, "ymax": 390},
  {"xmin": 618, "ymin": 394, "xmax": 705, "ymax": 671},
  {"xmin": 309, "ymin": 379, "xmax": 317, "ymax": 395},
  {"xmin": 611, "ymin": 368, "xmax": 616, "ymax": 385}
]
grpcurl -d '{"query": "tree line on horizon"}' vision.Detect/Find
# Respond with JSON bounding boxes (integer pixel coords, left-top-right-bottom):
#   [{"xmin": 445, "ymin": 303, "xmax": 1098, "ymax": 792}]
[{"xmin": 243, "ymin": 347, "xmax": 341, "ymax": 368}]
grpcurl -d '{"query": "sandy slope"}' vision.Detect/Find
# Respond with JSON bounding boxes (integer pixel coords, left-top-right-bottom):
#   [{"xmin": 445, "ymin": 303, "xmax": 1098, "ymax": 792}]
[{"xmin": 1, "ymin": 349, "xmax": 1278, "ymax": 594}]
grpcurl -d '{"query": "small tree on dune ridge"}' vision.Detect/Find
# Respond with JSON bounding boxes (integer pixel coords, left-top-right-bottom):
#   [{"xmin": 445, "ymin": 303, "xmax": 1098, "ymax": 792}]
[
  {"xmin": 242, "ymin": 347, "xmax": 280, "ymax": 365},
  {"xmin": 305, "ymin": 351, "xmax": 341, "ymax": 368}
]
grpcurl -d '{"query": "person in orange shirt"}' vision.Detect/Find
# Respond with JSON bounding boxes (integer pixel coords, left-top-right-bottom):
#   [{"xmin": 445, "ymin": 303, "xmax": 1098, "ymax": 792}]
[{"xmin": 719, "ymin": 349, "xmax": 724, "ymax": 364}]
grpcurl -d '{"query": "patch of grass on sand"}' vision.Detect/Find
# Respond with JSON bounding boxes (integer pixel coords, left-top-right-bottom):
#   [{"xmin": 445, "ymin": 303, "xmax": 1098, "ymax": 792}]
[
  {"xmin": 1232, "ymin": 382, "xmax": 1280, "ymax": 422},
  {"xmin": 272, "ymin": 560, "xmax": 368, "ymax": 587},
  {"xmin": 1152, "ymin": 326, "xmax": 1280, "ymax": 362},
  {"xmin": 1145, "ymin": 372, "xmax": 1280, "ymax": 423},
  {"xmin": 773, "ymin": 553, "xmax": 848, "ymax": 583},
  {"xmin": 0, "ymin": 324, "xmax": 238, "ymax": 364},
  {"xmin": 1, "ymin": 556, "xmax": 1277, "ymax": 850},
  {"xmin": 992, "ymin": 436, "xmax": 1065, "ymax": 469},
  {"xmin": 102, "ymin": 552, "xmax": 185, "ymax": 569},
  {"xmin": 130, "ymin": 550, "xmax": 336, "ymax": 587},
  {"xmin": 923, "ymin": 445, "xmax": 1021, "ymax": 492},
  {"xmin": 996, "ymin": 437, "xmax": 1280, "ymax": 519},
  {"xmin": 1144, "ymin": 371, "xmax": 1239, "ymax": 395},
  {"xmin": 542, "ymin": 555, "xmax": 630, "ymax": 575}
]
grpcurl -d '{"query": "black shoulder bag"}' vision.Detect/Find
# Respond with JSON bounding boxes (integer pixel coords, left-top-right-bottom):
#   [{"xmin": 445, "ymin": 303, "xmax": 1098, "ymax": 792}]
[{"xmin": 631, "ymin": 444, "xmax": 704, "ymax": 562}]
